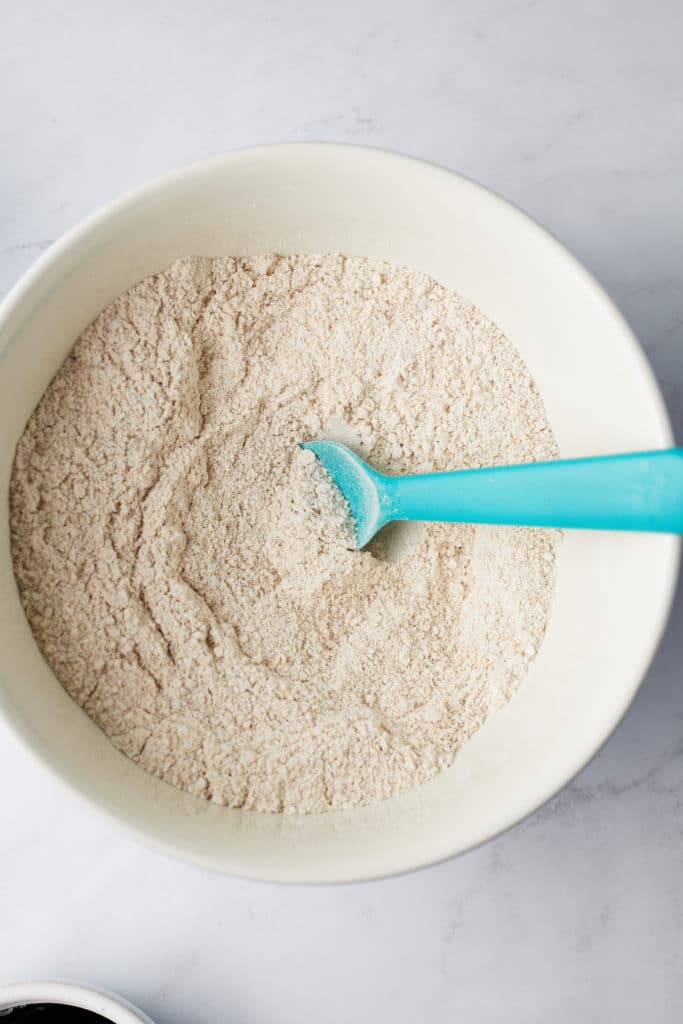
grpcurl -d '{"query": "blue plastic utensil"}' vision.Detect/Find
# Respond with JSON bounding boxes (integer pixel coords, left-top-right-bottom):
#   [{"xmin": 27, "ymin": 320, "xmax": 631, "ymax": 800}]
[{"xmin": 302, "ymin": 441, "xmax": 683, "ymax": 548}]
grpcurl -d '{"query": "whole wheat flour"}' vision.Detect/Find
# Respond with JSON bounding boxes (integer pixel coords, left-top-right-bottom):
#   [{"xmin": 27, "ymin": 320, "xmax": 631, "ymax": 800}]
[{"xmin": 10, "ymin": 254, "xmax": 558, "ymax": 813}]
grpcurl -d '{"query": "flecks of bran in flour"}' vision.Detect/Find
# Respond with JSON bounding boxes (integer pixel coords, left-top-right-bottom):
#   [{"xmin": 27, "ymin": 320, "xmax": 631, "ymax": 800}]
[{"xmin": 10, "ymin": 254, "xmax": 558, "ymax": 813}]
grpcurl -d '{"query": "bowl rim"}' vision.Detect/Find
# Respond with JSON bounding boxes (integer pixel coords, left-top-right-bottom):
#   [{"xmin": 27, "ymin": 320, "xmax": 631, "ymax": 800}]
[
  {"xmin": 0, "ymin": 980, "xmax": 153, "ymax": 1022},
  {"xmin": 0, "ymin": 142, "xmax": 679, "ymax": 883}
]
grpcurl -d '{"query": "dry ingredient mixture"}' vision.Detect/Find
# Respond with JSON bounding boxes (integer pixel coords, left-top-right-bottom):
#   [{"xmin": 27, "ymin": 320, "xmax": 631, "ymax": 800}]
[{"xmin": 10, "ymin": 254, "xmax": 558, "ymax": 813}]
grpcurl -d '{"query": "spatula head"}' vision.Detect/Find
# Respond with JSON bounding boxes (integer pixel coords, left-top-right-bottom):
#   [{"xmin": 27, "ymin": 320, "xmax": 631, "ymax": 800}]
[{"xmin": 301, "ymin": 440, "xmax": 385, "ymax": 548}]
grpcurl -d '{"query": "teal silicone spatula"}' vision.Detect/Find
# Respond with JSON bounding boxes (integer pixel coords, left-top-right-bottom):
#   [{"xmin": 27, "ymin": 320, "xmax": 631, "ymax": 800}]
[{"xmin": 302, "ymin": 441, "xmax": 683, "ymax": 548}]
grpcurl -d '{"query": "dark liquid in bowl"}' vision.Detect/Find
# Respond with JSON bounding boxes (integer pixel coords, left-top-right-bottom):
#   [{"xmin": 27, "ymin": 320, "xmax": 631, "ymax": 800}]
[{"xmin": 1, "ymin": 1007, "xmax": 110, "ymax": 1022}]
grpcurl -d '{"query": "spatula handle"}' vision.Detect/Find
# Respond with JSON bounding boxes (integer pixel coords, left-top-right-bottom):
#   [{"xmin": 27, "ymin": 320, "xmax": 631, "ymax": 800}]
[{"xmin": 388, "ymin": 448, "xmax": 683, "ymax": 532}]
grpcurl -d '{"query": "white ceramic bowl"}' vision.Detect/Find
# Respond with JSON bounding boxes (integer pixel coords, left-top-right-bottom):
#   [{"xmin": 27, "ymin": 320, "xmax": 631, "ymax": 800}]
[
  {"xmin": 0, "ymin": 145, "xmax": 678, "ymax": 882},
  {"xmin": 0, "ymin": 981, "xmax": 153, "ymax": 1022}
]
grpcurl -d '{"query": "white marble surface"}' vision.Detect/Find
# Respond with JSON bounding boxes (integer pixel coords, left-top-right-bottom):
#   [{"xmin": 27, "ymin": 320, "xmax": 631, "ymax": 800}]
[{"xmin": 2, "ymin": 1, "xmax": 683, "ymax": 1020}]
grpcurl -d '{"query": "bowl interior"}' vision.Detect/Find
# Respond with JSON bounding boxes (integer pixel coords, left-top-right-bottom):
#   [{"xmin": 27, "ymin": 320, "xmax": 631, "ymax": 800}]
[
  {"xmin": 0, "ymin": 981, "xmax": 152, "ymax": 1023},
  {"xmin": 0, "ymin": 145, "xmax": 677, "ymax": 881}
]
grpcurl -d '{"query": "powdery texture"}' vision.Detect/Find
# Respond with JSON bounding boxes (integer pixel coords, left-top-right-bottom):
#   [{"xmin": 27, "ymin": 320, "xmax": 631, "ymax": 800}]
[{"xmin": 10, "ymin": 254, "xmax": 559, "ymax": 813}]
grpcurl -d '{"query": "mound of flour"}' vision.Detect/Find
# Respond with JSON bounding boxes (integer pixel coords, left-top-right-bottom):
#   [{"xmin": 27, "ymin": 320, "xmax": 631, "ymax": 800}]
[{"xmin": 10, "ymin": 254, "xmax": 558, "ymax": 813}]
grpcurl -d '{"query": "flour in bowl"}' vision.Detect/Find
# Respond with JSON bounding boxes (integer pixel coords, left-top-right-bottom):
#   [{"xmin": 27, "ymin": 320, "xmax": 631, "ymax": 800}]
[{"xmin": 10, "ymin": 254, "xmax": 558, "ymax": 813}]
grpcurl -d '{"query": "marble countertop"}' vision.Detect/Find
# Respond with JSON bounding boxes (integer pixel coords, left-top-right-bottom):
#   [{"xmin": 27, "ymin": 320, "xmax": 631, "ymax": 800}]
[{"xmin": 2, "ymin": 1, "xmax": 682, "ymax": 1021}]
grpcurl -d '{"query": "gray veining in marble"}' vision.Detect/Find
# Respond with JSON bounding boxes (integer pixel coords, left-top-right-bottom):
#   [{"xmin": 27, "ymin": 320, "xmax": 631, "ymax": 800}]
[{"xmin": 1, "ymin": 1, "xmax": 682, "ymax": 1021}]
